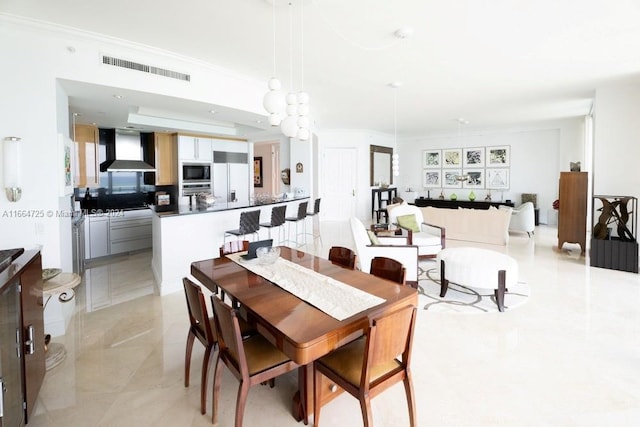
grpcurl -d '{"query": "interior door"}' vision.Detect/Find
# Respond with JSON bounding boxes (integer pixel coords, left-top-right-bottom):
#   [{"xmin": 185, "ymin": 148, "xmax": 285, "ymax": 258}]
[{"xmin": 322, "ymin": 148, "xmax": 357, "ymax": 220}]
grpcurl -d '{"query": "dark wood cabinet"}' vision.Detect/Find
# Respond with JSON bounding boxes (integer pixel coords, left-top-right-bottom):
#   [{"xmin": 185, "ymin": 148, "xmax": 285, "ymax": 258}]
[
  {"xmin": 0, "ymin": 249, "xmax": 45, "ymax": 425},
  {"xmin": 557, "ymin": 172, "xmax": 588, "ymax": 254},
  {"xmin": 413, "ymin": 198, "xmax": 514, "ymax": 210}
]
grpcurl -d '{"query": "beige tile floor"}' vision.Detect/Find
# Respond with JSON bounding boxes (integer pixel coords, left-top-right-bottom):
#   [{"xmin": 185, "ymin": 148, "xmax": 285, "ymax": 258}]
[{"xmin": 29, "ymin": 222, "xmax": 640, "ymax": 426}]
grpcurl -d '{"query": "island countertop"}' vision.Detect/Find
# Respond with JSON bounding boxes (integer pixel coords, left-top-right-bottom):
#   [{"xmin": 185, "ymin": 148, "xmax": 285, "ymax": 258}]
[{"xmin": 152, "ymin": 195, "xmax": 309, "ymax": 217}]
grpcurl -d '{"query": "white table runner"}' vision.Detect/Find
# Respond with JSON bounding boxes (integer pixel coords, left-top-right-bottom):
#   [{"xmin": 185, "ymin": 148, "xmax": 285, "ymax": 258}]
[{"xmin": 227, "ymin": 253, "xmax": 385, "ymax": 321}]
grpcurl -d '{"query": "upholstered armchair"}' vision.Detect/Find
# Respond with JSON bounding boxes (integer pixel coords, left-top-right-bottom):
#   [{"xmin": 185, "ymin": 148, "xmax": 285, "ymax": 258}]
[
  {"xmin": 508, "ymin": 201, "xmax": 535, "ymax": 236},
  {"xmin": 349, "ymin": 217, "xmax": 419, "ymax": 285},
  {"xmin": 387, "ymin": 203, "xmax": 445, "ymax": 259}
]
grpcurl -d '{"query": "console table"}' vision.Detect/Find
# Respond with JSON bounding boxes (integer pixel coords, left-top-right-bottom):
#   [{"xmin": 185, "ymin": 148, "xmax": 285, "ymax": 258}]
[
  {"xmin": 413, "ymin": 198, "xmax": 514, "ymax": 210},
  {"xmin": 371, "ymin": 187, "xmax": 397, "ymax": 222}
]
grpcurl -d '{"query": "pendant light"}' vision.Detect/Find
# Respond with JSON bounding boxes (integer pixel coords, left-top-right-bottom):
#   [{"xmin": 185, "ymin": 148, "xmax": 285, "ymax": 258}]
[
  {"xmin": 280, "ymin": 1, "xmax": 299, "ymax": 138},
  {"xmin": 390, "ymin": 82, "xmax": 402, "ymax": 178},
  {"xmin": 263, "ymin": 0, "xmax": 285, "ymax": 126}
]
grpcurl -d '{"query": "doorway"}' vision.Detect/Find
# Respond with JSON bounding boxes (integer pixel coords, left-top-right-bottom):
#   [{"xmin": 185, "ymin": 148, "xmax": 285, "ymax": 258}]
[{"xmin": 322, "ymin": 148, "xmax": 357, "ymax": 220}]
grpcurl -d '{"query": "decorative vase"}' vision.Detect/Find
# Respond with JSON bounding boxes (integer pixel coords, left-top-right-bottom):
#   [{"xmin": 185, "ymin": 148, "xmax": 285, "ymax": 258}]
[
  {"xmin": 468, "ymin": 191, "xmax": 476, "ymax": 201},
  {"xmin": 450, "ymin": 193, "xmax": 457, "ymax": 201},
  {"xmin": 439, "ymin": 190, "xmax": 445, "ymax": 200}
]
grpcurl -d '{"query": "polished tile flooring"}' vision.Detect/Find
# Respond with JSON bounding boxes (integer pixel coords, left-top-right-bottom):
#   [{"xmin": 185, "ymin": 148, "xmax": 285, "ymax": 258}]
[{"xmin": 29, "ymin": 222, "xmax": 640, "ymax": 426}]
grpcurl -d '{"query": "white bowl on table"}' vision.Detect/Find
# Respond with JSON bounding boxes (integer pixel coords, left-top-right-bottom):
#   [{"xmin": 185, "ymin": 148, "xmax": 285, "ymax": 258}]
[{"xmin": 256, "ymin": 246, "xmax": 280, "ymax": 265}]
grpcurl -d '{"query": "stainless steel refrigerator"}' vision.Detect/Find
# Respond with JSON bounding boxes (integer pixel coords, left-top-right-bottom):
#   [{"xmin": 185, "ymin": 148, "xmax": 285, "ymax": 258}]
[{"xmin": 213, "ymin": 151, "xmax": 250, "ymax": 205}]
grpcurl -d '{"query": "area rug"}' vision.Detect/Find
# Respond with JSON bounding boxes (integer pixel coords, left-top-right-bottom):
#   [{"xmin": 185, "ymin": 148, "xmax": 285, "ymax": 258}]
[{"xmin": 418, "ymin": 265, "xmax": 530, "ymax": 314}]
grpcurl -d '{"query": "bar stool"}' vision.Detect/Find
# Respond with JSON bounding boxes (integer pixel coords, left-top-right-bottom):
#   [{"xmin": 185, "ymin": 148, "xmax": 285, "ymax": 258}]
[
  {"xmin": 260, "ymin": 205, "xmax": 287, "ymax": 245},
  {"xmin": 224, "ymin": 210, "xmax": 260, "ymax": 243},
  {"xmin": 285, "ymin": 201, "xmax": 308, "ymax": 247},
  {"xmin": 305, "ymin": 198, "xmax": 322, "ymax": 245}
]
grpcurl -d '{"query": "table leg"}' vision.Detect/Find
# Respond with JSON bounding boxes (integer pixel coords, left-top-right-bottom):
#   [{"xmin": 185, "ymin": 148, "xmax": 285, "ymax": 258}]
[
  {"xmin": 439, "ymin": 260, "xmax": 449, "ymax": 297},
  {"xmin": 495, "ymin": 270, "xmax": 506, "ymax": 312},
  {"xmin": 292, "ymin": 364, "xmax": 312, "ymax": 424}
]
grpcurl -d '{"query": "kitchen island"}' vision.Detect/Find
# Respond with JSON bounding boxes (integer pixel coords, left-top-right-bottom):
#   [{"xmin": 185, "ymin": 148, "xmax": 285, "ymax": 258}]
[{"xmin": 151, "ymin": 196, "xmax": 310, "ymax": 295}]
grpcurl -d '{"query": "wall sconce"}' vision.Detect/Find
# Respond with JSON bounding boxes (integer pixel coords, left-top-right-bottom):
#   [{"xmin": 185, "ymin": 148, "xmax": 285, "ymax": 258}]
[{"xmin": 3, "ymin": 136, "xmax": 22, "ymax": 202}]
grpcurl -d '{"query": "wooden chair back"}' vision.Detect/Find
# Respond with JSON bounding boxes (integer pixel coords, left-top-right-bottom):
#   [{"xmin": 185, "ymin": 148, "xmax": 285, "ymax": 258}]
[
  {"xmin": 183, "ymin": 277, "xmax": 216, "ymax": 345},
  {"xmin": 370, "ymin": 256, "xmax": 406, "ymax": 285},
  {"xmin": 219, "ymin": 240, "xmax": 250, "ymax": 257},
  {"xmin": 328, "ymin": 246, "xmax": 357, "ymax": 270},
  {"xmin": 210, "ymin": 295, "xmax": 247, "ymax": 378}
]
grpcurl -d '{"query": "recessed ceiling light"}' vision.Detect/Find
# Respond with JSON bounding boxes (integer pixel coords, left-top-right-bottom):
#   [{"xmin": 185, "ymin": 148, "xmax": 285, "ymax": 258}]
[
  {"xmin": 113, "ymin": 94, "xmax": 124, "ymax": 99},
  {"xmin": 394, "ymin": 27, "xmax": 414, "ymax": 39},
  {"xmin": 209, "ymin": 109, "xmax": 217, "ymax": 114},
  {"xmin": 73, "ymin": 112, "xmax": 80, "ymax": 117},
  {"xmin": 388, "ymin": 81, "xmax": 403, "ymax": 88}
]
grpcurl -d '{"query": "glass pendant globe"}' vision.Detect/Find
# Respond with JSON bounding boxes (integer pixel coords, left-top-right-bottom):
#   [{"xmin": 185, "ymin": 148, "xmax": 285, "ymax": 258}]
[
  {"xmin": 286, "ymin": 92, "xmax": 297, "ymax": 105},
  {"xmin": 297, "ymin": 116, "xmax": 310, "ymax": 129},
  {"xmin": 297, "ymin": 127, "xmax": 310, "ymax": 141},
  {"xmin": 268, "ymin": 77, "xmax": 281, "ymax": 91},
  {"xmin": 298, "ymin": 104, "xmax": 310, "ymax": 116},
  {"xmin": 297, "ymin": 91, "xmax": 309, "ymax": 104},
  {"xmin": 280, "ymin": 115, "xmax": 299, "ymax": 138},
  {"xmin": 286, "ymin": 104, "xmax": 298, "ymax": 115},
  {"xmin": 268, "ymin": 112, "xmax": 282, "ymax": 126},
  {"xmin": 263, "ymin": 90, "xmax": 285, "ymax": 114}
]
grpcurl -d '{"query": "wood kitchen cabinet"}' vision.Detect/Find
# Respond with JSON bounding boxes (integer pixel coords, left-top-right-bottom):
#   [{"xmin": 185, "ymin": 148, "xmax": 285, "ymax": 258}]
[
  {"xmin": 0, "ymin": 249, "xmax": 45, "ymax": 425},
  {"xmin": 557, "ymin": 171, "xmax": 588, "ymax": 254},
  {"xmin": 143, "ymin": 132, "xmax": 178, "ymax": 185},
  {"xmin": 73, "ymin": 124, "xmax": 100, "ymax": 188}
]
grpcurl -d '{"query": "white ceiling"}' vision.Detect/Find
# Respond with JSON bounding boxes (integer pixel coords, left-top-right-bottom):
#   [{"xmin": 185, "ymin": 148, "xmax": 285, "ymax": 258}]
[{"xmin": 4, "ymin": 0, "xmax": 640, "ymax": 136}]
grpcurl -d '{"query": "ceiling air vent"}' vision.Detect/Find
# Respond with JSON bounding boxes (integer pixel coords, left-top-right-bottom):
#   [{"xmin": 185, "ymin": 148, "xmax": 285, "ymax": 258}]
[{"xmin": 102, "ymin": 55, "xmax": 191, "ymax": 82}]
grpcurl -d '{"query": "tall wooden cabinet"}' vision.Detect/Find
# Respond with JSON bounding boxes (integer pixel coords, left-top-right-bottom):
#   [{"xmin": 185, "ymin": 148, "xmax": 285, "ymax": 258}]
[
  {"xmin": 73, "ymin": 124, "xmax": 100, "ymax": 188},
  {"xmin": 557, "ymin": 172, "xmax": 588, "ymax": 254},
  {"xmin": 143, "ymin": 132, "xmax": 178, "ymax": 185}
]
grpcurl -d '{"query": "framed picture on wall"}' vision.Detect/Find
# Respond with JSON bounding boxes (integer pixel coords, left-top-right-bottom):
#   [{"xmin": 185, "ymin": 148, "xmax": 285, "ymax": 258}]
[
  {"xmin": 443, "ymin": 169, "xmax": 462, "ymax": 188},
  {"xmin": 463, "ymin": 147, "xmax": 485, "ymax": 168},
  {"xmin": 253, "ymin": 157, "xmax": 263, "ymax": 187},
  {"xmin": 486, "ymin": 168, "xmax": 510, "ymax": 189},
  {"xmin": 423, "ymin": 169, "xmax": 442, "ymax": 188},
  {"xmin": 487, "ymin": 145, "xmax": 510, "ymax": 167},
  {"xmin": 462, "ymin": 169, "xmax": 485, "ymax": 189},
  {"xmin": 442, "ymin": 148, "xmax": 462, "ymax": 168},
  {"xmin": 422, "ymin": 150, "xmax": 441, "ymax": 168}
]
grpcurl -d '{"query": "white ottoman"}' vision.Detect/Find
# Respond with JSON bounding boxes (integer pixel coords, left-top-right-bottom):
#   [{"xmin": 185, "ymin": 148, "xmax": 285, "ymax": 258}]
[{"xmin": 436, "ymin": 247, "xmax": 518, "ymax": 312}]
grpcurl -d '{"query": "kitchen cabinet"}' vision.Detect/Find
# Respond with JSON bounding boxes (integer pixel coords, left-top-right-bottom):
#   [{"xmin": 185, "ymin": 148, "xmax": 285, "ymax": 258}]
[
  {"xmin": 85, "ymin": 210, "xmax": 152, "ymax": 259},
  {"xmin": 178, "ymin": 135, "xmax": 212, "ymax": 162},
  {"xmin": 0, "ymin": 249, "xmax": 45, "ymax": 425},
  {"xmin": 557, "ymin": 171, "xmax": 588, "ymax": 254},
  {"xmin": 143, "ymin": 132, "xmax": 178, "ymax": 185},
  {"xmin": 109, "ymin": 209, "xmax": 152, "ymax": 255},
  {"xmin": 211, "ymin": 138, "xmax": 249, "ymax": 154},
  {"xmin": 86, "ymin": 215, "xmax": 109, "ymax": 259},
  {"xmin": 74, "ymin": 124, "xmax": 100, "ymax": 188}
]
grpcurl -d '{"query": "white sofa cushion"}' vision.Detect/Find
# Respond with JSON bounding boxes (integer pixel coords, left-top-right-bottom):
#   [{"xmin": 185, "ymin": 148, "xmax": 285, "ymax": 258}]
[
  {"xmin": 388, "ymin": 204, "xmax": 444, "ymax": 257},
  {"xmin": 420, "ymin": 206, "xmax": 511, "ymax": 245}
]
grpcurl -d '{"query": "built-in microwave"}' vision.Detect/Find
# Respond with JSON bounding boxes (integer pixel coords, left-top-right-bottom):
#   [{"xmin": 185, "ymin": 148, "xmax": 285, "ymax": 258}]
[{"xmin": 182, "ymin": 163, "xmax": 211, "ymax": 182}]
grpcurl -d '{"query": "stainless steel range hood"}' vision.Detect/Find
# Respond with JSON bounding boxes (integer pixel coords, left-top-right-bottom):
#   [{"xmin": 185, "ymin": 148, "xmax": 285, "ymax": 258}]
[{"xmin": 99, "ymin": 130, "xmax": 155, "ymax": 172}]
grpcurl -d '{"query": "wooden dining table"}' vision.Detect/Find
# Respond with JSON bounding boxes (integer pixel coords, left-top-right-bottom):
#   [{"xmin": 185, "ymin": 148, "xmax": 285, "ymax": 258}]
[{"xmin": 190, "ymin": 246, "xmax": 418, "ymax": 422}]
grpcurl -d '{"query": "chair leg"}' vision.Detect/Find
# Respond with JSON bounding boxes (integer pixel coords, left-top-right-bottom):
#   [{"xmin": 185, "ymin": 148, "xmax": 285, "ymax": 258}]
[
  {"xmin": 235, "ymin": 381, "xmax": 251, "ymax": 427},
  {"xmin": 212, "ymin": 354, "xmax": 224, "ymax": 424},
  {"xmin": 185, "ymin": 330, "xmax": 195, "ymax": 387},
  {"xmin": 403, "ymin": 373, "xmax": 417, "ymax": 427},
  {"xmin": 313, "ymin": 366, "xmax": 322, "ymax": 427},
  {"xmin": 359, "ymin": 395, "xmax": 374, "ymax": 427},
  {"xmin": 200, "ymin": 344, "xmax": 213, "ymax": 414}
]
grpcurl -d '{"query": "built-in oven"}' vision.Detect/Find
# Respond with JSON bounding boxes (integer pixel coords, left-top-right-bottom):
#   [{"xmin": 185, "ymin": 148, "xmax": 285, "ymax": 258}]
[{"xmin": 182, "ymin": 163, "xmax": 211, "ymax": 182}]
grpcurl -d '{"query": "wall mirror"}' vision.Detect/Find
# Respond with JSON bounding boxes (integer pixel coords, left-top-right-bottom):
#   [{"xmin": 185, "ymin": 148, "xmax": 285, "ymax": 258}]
[{"xmin": 370, "ymin": 145, "xmax": 393, "ymax": 186}]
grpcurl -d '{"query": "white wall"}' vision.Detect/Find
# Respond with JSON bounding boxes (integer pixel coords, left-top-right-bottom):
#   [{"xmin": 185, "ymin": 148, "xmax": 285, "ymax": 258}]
[
  {"xmin": 398, "ymin": 119, "xmax": 585, "ymax": 224},
  {"xmin": 315, "ymin": 129, "xmax": 394, "ymax": 220},
  {"xmin": 0, "ymin": 16, "xmax": 265, "ymax": 268}
]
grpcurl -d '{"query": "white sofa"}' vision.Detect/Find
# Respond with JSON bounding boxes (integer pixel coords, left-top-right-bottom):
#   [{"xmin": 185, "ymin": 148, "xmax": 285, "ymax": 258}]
[
  {"xmin": 419, "ymin": 206, "xmax": 512, "ymax": 245},
  {"xmin": 349, "ymin": 217, "xmax": 419, "ymax": 284}
]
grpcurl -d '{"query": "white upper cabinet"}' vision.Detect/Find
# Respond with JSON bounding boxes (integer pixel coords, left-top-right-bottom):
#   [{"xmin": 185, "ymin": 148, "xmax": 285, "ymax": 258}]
[
  {"xmin": 211, "ymin": 138, "xmax": 249, "ymax": 154},
  {"xmin": 178, "ymin": 135, "xmax": 212, "ymax": 162}
]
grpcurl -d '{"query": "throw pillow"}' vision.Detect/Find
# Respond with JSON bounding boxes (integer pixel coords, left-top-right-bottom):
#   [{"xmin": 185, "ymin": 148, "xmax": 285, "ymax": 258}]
[
  {"xmin": 397, "ymin": 214, "xmax": 420, "ymax": 232},
  {"xmin": 367, "ymin": 230, "xmax": 381, "ymax": 245}
]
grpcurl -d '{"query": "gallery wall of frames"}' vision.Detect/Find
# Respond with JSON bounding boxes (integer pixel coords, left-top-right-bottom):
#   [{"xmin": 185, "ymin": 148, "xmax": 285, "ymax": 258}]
[{"xmin": 422, "ymin": 146, "xmax": 510, "ymax": 190}]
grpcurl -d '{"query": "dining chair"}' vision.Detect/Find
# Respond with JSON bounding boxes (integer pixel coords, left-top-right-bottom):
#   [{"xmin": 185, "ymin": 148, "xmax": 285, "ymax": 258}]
[
  {"xmin": 224, "ymin": 210, "xmax": 261, "ymax": 243},
  {"xmin": 182, "ymin": 277, "xmax": 217, "ymax": 415},
  {"xmin": 284, "ymin": 201, "xmax": 308, "ymax": 247},
  {"xmin": 259, "ymin": 205, "xmax": 287, "ymax": 245},
  {"xmin": 218, "ymin": 240, "xmax": 250, "ymax": 305},
  {"xmin": 313, "ymin": 305, "xmax": 418, "ymax": 427},
  {"xmin": 305, "ymin": 198, "xmax": 322, "ymax": 245},
  {"xmin": 370, "ymin": 256, "xmax": 406, "ymax": 285},
  {"xmin": 328, "ymin": 246, "xmax": 357, "ymax": 270},
  {"xmin": 210, "ymin": 295, "xmax": 299, "ymax": 426}
]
